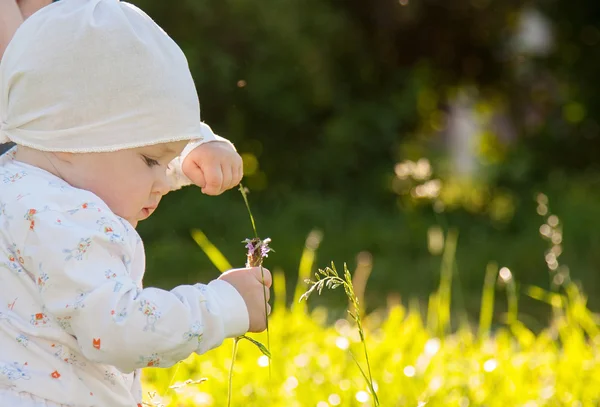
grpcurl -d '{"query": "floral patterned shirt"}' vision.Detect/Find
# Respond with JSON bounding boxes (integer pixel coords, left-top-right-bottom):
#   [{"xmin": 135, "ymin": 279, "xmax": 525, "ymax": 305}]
[{"xmin": 0, "ymin": 143, "xmax": 248, "ymax": 406}]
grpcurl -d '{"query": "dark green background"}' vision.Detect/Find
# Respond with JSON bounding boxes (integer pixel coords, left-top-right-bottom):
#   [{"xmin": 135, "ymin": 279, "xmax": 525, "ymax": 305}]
[{"xmin": 60, "ymin": 0, "xmax": 600, "ymax": 325}]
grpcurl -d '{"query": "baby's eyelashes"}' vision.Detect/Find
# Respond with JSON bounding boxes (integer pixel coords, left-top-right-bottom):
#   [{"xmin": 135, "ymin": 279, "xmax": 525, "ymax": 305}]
[{"xmin": 142, "ymin": 156, "xmax": 160, "ymax": 167}]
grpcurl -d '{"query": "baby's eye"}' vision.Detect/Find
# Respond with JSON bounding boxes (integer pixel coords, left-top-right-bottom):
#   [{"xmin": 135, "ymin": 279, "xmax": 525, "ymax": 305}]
[{"xmin": 143, "ymin": 156, "xmax": 160, "ymax": 167}]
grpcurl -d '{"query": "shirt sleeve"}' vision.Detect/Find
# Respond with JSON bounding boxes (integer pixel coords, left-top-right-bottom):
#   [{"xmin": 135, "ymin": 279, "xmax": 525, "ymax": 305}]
[
  {"xmin": 22, "ymin": 207, "xmax": 249, "ymax": 373},
  {"xmin": 166, "ymin": 122, "xmax": 236, "ymax": 191}
]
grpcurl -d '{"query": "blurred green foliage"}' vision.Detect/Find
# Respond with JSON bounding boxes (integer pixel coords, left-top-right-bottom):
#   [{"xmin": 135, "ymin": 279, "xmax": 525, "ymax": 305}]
[{"xmin": 130, "ymin": 0, "xmax": 600, "ymax": 318}]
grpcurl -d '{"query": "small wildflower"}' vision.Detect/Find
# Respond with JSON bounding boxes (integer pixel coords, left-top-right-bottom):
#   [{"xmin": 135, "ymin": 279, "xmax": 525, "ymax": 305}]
[{"xmin": 243, "ymin": 237, "xmax": 272, "ymax": 267}]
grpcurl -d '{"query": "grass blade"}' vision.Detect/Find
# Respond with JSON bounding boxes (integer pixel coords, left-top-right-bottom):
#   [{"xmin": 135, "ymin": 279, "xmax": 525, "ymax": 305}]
[
  {"xmin": 478, "ymin": 262, "xmax": 498, "ymax": 338},
  {"xmin": 241, "ymin": 334, "xmax": 272, "ymax": 358},
  {"xmin": 191, "ymin": 229, "xmax": 233, "ymax": 272}
]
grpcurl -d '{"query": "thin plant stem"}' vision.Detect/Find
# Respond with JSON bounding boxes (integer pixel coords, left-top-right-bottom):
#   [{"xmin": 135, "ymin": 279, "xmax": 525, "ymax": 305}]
[
  {"xmin": 347, "ymin": 272, "xmax": 378, "ymax": 406},
  {"xmin": 227, "ymin": 337, "xmax": 241, "ymax": 407},
  {"xmin": 238, "ymin": 184, "xmax": 271, "ymax": 378},
  {"xmin": 259, "ymin": 265, "xmax": 272, "ymax": 379},
  {"xmin": 225, "ymin": 185, "xmax": 272, "ymax": 404},
  {"xmin": 301, "ymin": 263, "xmax": 379, "ymax": 406},
  {"xmin": 239, "ymin": 184, "xmax": 259, "ymax": 239},
  {"xmin": 358, "ymin": 317, "xmax": 376, "ymax": 403},
  {"xmin": 164, "ymin": 362, "xmax": 181, "ymax": 394}
]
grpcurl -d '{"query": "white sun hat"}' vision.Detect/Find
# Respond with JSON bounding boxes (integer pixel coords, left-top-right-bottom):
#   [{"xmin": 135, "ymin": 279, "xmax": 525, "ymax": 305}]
[{"xmin": 0, "ymin": 0, "xmax": 210, "ymax": 152}]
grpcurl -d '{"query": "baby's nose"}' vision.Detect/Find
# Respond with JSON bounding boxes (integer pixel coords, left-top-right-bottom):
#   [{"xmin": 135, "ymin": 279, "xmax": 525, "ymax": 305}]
[{"xmin": 153, "ymin": 172, "xmax": 171, "ymax": 196}]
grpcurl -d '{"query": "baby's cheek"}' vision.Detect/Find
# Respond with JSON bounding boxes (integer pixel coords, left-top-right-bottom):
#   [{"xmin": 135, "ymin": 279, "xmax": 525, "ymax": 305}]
[{"xmin": 101, "ymin": 189, "xmax": 137, "ymax": 218}]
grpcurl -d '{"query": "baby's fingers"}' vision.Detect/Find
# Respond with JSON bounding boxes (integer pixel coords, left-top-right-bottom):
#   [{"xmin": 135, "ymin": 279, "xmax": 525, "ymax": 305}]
[
  {"xmin": 221, "ymin": 163, "xmax": 234, "ymax": 192},
  {"xmin": 235, "ymin": 161, "xmax": 244, "ymax": 186},
  {"xmin": 252, "ymin": 267, "xmax": 272, "ymax": 288},
  {"xmin": 201, "ymin": 162, "xmax": 223, "ymax": 195}
]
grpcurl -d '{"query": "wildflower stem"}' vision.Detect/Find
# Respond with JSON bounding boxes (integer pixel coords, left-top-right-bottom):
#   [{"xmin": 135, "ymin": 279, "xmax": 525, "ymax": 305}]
[
  {"xmin": 238, "ymin": 184, "xmax": 271, "ymax": 379},
  {"xmin": 239, "ymin": 184, "xmax": 259, "ymax": 239},
  {"xmin": 227, "ymin": 337, "xmax": 241, "ymax": 407}
]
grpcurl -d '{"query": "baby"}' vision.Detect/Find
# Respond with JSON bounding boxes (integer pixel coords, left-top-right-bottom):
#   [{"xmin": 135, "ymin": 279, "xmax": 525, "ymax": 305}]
[{"xmin": 0, "ymin": 1, "xmax": 271, "ymax": 406}]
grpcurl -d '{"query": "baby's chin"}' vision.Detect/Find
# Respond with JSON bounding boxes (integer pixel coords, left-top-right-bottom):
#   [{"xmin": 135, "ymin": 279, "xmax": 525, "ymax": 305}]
[
  {"xmin": 124, "ymin": 218, "xmax": 138, "ymax": 229},
  {"xmin": 110, "ymin": 209, "xmax": 142, "ymax": 229}
]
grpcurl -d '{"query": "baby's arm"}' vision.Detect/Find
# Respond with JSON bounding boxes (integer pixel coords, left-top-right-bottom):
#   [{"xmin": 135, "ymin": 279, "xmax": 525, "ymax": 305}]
[
  {"xmin": 0, "ymin": 0, "xmax": 24, "ymax": 59},
  {"xmin": 22, "ymin": 207, "xmax": 249, "ymax": 373},
  {"xmin": 15, "ymin": 0, "xmax": 52, "ymax": 19},
  {"xmin": 166, "ymin": 122, "xmax": 236, "ymax": 191},
  {"xmin": 0, "ymin": 0, "xmax": 52, "ymax": 59}
]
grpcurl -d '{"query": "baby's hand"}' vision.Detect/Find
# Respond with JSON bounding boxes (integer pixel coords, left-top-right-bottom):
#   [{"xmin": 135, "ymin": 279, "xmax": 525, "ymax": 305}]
[
  {"xmin": 181, "ymin": 141, "xmax": 243, "ymax": 195},
  {"xmin": 218, "ymin": 267, "xmax": 272, "ymax": 333}
]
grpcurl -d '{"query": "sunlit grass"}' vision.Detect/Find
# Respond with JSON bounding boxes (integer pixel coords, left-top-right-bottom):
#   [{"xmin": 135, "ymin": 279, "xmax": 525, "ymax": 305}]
[{"xmin": 142, "ymin": 225, "xmax": 600, "ymax": 406}]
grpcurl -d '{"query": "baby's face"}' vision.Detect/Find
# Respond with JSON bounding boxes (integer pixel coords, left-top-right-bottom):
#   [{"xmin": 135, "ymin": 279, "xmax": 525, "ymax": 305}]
[{"xmin": 62, "ymin": 140, "xmax": 188, "ymax": 228}]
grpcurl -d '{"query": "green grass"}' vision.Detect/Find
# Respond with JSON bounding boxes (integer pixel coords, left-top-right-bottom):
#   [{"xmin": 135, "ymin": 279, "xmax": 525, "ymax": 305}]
[{"xmin": 141, "ymin": 229, "xmax": 600, "ymax": 406}]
